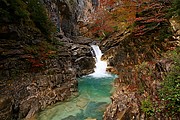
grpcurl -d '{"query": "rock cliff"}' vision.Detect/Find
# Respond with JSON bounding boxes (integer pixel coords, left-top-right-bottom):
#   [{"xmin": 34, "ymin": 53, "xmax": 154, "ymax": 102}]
[
  {"xmin": 44, "ymin": 0, "xmax": 98, "ymax": 37},
  {"xmin": 0, "ymin": 0, "xmax": 96, "ymax": 119},
  {"xmin": 100, "ymin": 1, "xmax": 180, "ymax": 119}
]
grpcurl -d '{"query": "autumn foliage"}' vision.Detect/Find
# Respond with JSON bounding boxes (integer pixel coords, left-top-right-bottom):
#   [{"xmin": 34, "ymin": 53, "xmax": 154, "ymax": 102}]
[
  {"xmin": 85, "ymin": 0, "xmax": 152, "ymax": 38},
  {"xmin": 83, "ymin": 0, "xmax": 171, "ymax": 39},
  {"xmin": 24, "ymin": 41, "xmax": 57, "ymax": 71}
]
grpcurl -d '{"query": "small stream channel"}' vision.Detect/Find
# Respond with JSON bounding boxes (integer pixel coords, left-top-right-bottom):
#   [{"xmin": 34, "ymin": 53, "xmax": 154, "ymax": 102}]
[{"xmin": 36, "ymin": 45, "xmax": 117, "ymax": 120}]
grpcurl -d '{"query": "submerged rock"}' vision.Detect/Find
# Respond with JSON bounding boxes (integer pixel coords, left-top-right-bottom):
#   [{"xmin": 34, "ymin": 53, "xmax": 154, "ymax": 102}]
[{"xmin": 76, "ymin": 97, "xmax": 89, "ymax": 108}]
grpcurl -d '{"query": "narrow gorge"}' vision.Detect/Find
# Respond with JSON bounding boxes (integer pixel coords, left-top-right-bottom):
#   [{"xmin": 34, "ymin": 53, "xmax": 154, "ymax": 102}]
[
  {"xmin": 37, "ymin": 45, "xmax": 116, "ymax": 120},
  {"xmin": 0, "ymin": 0, "xmax": 180, "ymax": 120}
]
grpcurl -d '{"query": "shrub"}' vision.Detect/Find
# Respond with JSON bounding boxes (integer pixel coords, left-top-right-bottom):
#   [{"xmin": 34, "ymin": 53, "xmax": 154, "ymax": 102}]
[
  {"xmin": 0, "ymin": 0, "xmax": 29, "ymax": 23},
  {"xmin": 166, "ymin": 0, "xmax": 180, "ymax": 18},
  {"xmin": 141, "ymin": 97, "xmax": 154, "ymax": 117},
  {"xmin": 159, "ymin": 47, "xmax": 180, "ymax": 117},
  {"xmin": 0, "ymin": 0, "xmax": 55, "ymax": 36},
  {"xmin": 172, "ymin": 0, "xmax": 180, "ymax": 16},
  {"xmin": 26, "ymin": 0, "xmax": 55, "ymax": 36}
]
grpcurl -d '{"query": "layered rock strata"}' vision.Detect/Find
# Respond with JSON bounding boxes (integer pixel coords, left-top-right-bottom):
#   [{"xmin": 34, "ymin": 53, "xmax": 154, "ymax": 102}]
[
  {"xmin": 101, "ymin": 1, "xmax": 180, "ymax": 119},
  {"xmin": 0, "ymin": 0, "xmax": 97, "ymax": 119}
]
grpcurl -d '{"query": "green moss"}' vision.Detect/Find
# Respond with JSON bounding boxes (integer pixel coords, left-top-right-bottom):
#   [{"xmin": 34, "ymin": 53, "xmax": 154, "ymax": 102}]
[
  {"xmin": 69, "ymin": 0, "xmax": 75, "ymax": 5},
  {"xmin": 48, "ymin": 54, "xmax": 58, "ymax": 59},
  {"xmin": 41, "ymin": 41, "xmax": 56, "ymax": 51},
  {"xmin": 112, "ymin": 26, "xmax": 119, "ymax": 32},
  {"xmin": 0, "ymin": 8, "xmax": 11, "ymax": 22},
  {"xmin": 13, "ymin": 0, "xmax": 29, "ymax": 18},
  {"xmin": 24, "ymin": 45, "xmax": 39, "ymax": 55}
]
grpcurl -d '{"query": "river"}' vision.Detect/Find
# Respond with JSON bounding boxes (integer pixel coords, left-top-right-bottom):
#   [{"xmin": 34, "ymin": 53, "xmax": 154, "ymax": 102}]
[{"xmin": 36, "ymin": 45, "xmax": 116, "ymax": 120}]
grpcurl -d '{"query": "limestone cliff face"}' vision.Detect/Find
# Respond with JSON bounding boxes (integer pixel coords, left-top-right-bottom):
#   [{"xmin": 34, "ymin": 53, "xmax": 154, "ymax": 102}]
[
  {"xmin": 0, "ymin": 30, "xmax": 94, "ymax": 120},
  {"xmin": 43, "ymin": 0, "xmax": 98, "ymax": 37},
  {"xmin": 0, "ymin": 0, "xmax": 96, "ymax": 120},
  {"xmin": 100, "ymin": 1, "xmax": 180, "ymax": 120}
]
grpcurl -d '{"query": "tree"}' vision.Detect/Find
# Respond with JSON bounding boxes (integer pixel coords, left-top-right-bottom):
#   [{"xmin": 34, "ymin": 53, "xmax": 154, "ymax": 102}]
[{"xmin": 86, "ymin": 0, "xmax": 151, "ymax": 38}]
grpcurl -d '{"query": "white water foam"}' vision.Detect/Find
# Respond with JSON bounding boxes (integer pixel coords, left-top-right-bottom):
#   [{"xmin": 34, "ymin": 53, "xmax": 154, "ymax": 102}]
[{"xmin": 89, "ymin": 45, "xmax": 112, "ymax": 78}]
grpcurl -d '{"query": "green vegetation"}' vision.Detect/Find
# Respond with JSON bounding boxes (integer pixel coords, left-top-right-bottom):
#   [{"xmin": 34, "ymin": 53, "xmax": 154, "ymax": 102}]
[
  {"xmin": 0, "ymin": 0, "xmax": 55, "ymax": 36},
  {"xmin": 158, "ymin": 25, "xmax": 172, "ymax": 42},
  {"xmin": 0, "ymin": 0, "xmax": 29, "ymax": 22},
  {"xmin": 159, "ymin": 47, "xmax": 180, "ymax": 117},
  {"xmin": 0, "ymin": 0, "xmax": 58, "ymax": 68},
  {"xmin": 171, "ymin": 0, "xmax": 180, "ymax": 16},
  {"xmin": 141, "ymin": 97, "xmax": 154, "ymax": 117},
  {"xmin": 166, "ymin": 0, "xmax": 180, "ymax": 18},
  {"xmin": 26, "ymin": 0, "xmax": 55, "ymax": 35},
  {"xmin": 51, "ymin": 38, "xmax": 64, "ymax": 46}
]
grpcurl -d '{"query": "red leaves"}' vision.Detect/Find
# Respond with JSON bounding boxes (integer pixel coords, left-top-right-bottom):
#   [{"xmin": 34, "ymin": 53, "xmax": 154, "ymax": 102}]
[
  {"xmin": 135, "ymin": 25, "xmax": 146, "ymax": 30},
  {"xmin": 133, "ymin": 18, "xmax": 166, "ymax": 37},
  {"xmin": 27, "ymin": 58, "xmax": 44, "ymax": 67},
  {"xmin": 143, "ymin": 18, "xmax": 166, "ymax": 23},
  {"xmin": 135, "ymin": 17, "xmax": 144, "ymax": 21},
  {"xmin": 99, "ymin": 0, "xmax": 116, "ymax": 7},
  {"xmin": 133, "ymin": 25, "xmax": 146, "ymax": 36},
  {"xmin": 86, "ymin": 0, "xmax": 168, "ymax": 38},
  {"xmin": 27, "ymin": 50, "xmax": 56, "ymax": 68},
  {"xmin": 132, "ymin": 1, "xmax": 168, "ymax": 37},
  {"xmin": 134, "ymin": 17, "xmax": 166, "ymax": 36},
  {"xmin": 87, "ymin": 0, "xmax": 141, "ymax": 38}
]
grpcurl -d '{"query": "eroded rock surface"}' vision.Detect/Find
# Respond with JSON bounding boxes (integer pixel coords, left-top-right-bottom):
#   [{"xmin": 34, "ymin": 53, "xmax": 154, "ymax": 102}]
[
  {"xmin": 0, "ymin": 31, "xmax": 95, "ymax": 120},
  {"xmin": 0, "ymin": 0, "xmax": 99, "ymax": 119},
  {"xmin": 101, "ymin": 1, "xmax": 180, "ymax": 119},
  {"xmin": 0, "ymin": 8, "xmax": 95, "ymax": 120},
  {"xmin": 44, "ymin": 0, "xmax": 98, "ymax": 37}
]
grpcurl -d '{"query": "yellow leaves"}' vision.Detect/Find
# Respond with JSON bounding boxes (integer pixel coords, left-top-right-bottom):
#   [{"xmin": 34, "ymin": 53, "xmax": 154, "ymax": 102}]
[
  {"xmin": 85, "ymin": 0, "xmax": 151, "ymax": 38},
  {"xmin": 108, "ymin": 1, "xmax": 137, "ymax": 25}
]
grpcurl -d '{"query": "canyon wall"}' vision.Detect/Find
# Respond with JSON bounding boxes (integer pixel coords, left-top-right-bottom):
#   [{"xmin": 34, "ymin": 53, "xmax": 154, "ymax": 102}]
[
  {"xmin": 43, "ymin": 0, "xmax": 98, "ymax": 37},
  {"xmin": 100, "ymin": 1, "xmax": 180, "ymax": 119},
  {"xmin": 0, "ymin": 0, "xmax": 97, "ymax": 119}
]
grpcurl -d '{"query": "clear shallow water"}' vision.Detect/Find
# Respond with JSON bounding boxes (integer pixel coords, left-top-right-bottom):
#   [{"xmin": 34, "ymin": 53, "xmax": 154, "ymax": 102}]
[
  {"xmin": 37, "ymin": 45, "xmax": 117, "ymax": 120},
  {"xmin": 37, "ymin": 75, "xmax": 116, "ymax": 120}
]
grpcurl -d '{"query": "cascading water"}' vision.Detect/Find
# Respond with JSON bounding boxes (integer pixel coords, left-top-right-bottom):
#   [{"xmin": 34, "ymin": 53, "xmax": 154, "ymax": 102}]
[
  {"xmin": 90, "ymin": 45, "xmax": 111, "ymax": 78},
  {"xmin": 36, "ymin": 45, "xmax": 116, "ymax": 120}
]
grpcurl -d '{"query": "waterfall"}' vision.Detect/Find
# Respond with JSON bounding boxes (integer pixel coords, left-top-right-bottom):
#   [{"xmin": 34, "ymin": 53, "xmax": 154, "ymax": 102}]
[
  {"xmin": 38, "ymin": 45, "xmax": 117, "ymax": 120},
  {"xmin": 90, "ymin": 45, "xmax": 111, "ymax": 78}
]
